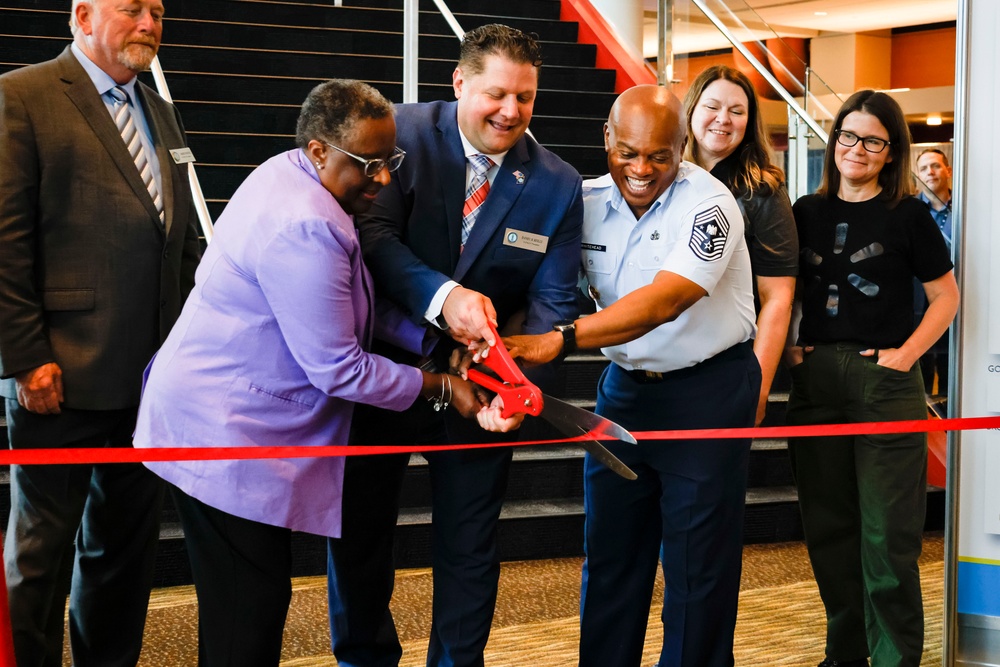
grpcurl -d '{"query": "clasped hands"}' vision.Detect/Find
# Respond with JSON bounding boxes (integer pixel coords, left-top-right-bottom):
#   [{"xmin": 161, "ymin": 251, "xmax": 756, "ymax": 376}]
[{"xmin": 440, "ymin": 286, "xmax": 568, "ymax": 433}]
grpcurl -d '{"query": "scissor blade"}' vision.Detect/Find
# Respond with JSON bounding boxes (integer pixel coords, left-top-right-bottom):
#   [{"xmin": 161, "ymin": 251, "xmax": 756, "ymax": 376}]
[
  {"xmin": 540, "ymin": 394, "xmax": 638, "ymax": 481},
  {"xmin": 541, "ymin": 394, "xmax": 638, "ymax": 445}
]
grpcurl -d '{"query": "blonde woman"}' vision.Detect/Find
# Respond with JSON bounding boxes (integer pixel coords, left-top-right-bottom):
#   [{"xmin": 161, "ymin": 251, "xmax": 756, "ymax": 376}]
[{"xmin": 683, "ymin": 65, "xmax": 798, "ymax": 426}]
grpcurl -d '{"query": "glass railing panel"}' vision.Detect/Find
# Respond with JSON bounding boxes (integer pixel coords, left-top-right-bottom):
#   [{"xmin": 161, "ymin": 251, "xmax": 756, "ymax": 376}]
[{"xmin": 666, "ymin": 0, "xmax": 842, "ymax": 200}]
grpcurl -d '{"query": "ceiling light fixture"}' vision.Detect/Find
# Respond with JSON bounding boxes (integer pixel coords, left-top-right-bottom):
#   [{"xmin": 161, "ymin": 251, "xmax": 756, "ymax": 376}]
[{"xmin": 927, "ymin": 115, "xmax": 943, "ymax": 126}]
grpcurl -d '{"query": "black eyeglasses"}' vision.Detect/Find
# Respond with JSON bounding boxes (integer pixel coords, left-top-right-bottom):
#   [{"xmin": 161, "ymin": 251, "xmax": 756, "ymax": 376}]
[
  {"xmin": 835, "ymin": 129, "xmax": 890, "ymax": 154},
  {"xmin": 324, "ymin": 142, "xmax": 406, "ymax": 177}
]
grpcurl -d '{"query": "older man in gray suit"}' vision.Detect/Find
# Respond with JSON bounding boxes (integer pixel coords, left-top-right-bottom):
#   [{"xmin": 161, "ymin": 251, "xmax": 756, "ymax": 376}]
[{"xmin": 0, "ymin": 0, "xmax": 201, "ymax": 664}]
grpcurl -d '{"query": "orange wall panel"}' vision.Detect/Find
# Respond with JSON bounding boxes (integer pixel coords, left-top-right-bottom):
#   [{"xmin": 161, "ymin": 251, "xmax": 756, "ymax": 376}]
[{"xmin": 891, "ymin": 27, "xmax": 956, "ymax": 89}]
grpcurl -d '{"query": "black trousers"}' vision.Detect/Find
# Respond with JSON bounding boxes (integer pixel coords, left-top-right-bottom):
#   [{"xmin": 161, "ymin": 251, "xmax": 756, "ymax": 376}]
[
  {"xmin": 4, "ymin": 400, "xmax": 163, "ymax": 667},
  {"xmin": 171, "ymin": 488, "xmax": 293, "ymax": 667},
  {"xmin": 328, "ymin": 400, "xmax": 514, "ymax": 667}
]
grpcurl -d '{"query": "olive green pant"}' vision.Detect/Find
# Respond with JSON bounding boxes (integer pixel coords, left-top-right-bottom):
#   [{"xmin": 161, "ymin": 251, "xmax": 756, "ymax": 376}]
[{"xmin": 786, "ymin": 343, "xmax": 927, "ymax": 667}]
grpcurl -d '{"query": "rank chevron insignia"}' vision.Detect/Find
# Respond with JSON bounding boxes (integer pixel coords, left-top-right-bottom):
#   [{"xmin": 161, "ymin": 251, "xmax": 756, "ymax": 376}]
[{"xmin": 688, "ymin": 205, "xmax": 730, "ymax": 261}]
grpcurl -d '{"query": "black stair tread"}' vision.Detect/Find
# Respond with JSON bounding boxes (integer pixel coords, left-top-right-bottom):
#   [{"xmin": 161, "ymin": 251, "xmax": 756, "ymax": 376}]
[
  {"xmin": 752, "ymin": 438, "xmax": 789, "ymax": 451},
  {"xmin": 159, "ymin": 44, "xmax": 612, "ymax": 89},
  {"xmin": 158, "ymin": 521, "xmax": 185, "ymax": 540},
  {"xmin": 160, "ymin": 72, "xmax": 616, "ymax": 116},
  {"xmin": 124, "ymin": 0, "xmax": 582, "ymax": 43},
  {"xmin": 746, "ymin": 486, "xmax": 798, "ymax": 504},
  {"xmin": 0, "ymin": 0, "xmax": 559, "ymax": 23},
  {"xmin": 174, "ymin": 102, "xmax": 608, "ymax": 138},
  {"xmin": 399, "ymin": 497, "xmax": 584, "ymax": 526},
  {"xmin": 0, "ymin": 18, "xmax": 589, "ymax": 72},
  {"xmin": 353, "ymin": 0, "xmax": 564, "ymax": 22},
  {"xmin": 399, "ymin": 485, "xmax": 809, "ymax": 529},
  {"xmin": 405, "ymin": 444, "xmax": 588, "ymax": 468},
  {"xmin": 422, "ymin": 12, "xmax": 578, "ymax": 42},
  {"xmin": 0, "ymin": 38, "xmax": 612, "ymax": 95}
]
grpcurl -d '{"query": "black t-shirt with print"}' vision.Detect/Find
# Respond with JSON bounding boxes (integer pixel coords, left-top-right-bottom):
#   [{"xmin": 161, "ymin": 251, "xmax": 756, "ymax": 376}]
[{"xmin": 793, "ymin": 193, "xmax": 953, "ymax": 349}]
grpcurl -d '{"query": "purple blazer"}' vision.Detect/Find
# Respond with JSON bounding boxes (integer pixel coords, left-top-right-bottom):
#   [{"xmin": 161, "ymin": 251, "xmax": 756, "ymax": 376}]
[{"xmin": 134, "ymin": 150, "xmax": 424, "ymax": 537}]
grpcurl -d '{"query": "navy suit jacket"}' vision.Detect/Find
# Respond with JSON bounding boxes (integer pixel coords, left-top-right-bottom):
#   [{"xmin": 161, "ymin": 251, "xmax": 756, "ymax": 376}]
[{"xmin": 359, "ymin": 100, "xmax": 584, "ymax": 352}]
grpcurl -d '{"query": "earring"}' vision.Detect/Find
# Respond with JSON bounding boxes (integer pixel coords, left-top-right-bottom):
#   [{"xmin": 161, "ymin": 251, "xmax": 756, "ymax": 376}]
[{"xmin": 315, "ymin": 161, "xmax": 323, "ymax": 169}]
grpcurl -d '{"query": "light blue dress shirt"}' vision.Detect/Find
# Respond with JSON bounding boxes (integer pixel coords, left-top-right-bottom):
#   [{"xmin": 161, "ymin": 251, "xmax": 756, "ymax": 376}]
[{"xmin": 70, "ymin": 43, "xmax": 163, "ymax": 199}]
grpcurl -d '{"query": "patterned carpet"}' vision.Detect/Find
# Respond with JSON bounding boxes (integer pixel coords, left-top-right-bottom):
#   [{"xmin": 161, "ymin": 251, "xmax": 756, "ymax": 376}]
[{"xmin": 126, "ymin": 534, "xmax": 945, "ymax": 666}]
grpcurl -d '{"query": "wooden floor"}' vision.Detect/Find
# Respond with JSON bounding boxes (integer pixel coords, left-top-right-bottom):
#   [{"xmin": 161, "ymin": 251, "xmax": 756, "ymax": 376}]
[{"xmin": 120, "ymin": 534, "xmax": 946, "ymax": 666}]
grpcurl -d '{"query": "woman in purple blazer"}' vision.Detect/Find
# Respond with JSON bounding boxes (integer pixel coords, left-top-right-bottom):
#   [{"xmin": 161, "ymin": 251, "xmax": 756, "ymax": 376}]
[{"xmin": 133, "ymin": 80, "xmax": 492, "ymax": 666}]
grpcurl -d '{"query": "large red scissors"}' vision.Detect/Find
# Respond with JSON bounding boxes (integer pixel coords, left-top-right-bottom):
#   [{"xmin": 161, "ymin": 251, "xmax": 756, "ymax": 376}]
[{"xmin": 466, "ymin": 324, "xmax": 638, "ymax": 480}]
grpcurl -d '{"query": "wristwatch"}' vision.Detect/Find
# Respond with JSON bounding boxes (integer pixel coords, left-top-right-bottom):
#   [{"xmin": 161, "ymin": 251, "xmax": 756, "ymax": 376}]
[{"xmin": 553, "ymin": 320, "xmax": 577, "ymax": 358}]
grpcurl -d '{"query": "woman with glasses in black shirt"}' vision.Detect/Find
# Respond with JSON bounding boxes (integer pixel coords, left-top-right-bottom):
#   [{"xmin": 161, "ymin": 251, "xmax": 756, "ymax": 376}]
[{"xmin": 784, "ymin": 90, "xmax": 958, "ymax": 667}]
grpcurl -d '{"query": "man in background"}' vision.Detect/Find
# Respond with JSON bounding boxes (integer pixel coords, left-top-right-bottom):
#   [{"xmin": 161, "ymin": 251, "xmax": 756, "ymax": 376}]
[
  {"xmin": 0, "ymin": 1, "xmax": 201, "ymax": 664},
  {"xmin": 914, "ymin": 147, "xmax": 953, "ymax": 395},
  {"xmin": 326, "ymin": 23, "xmax": 584, "ymax": 667}
]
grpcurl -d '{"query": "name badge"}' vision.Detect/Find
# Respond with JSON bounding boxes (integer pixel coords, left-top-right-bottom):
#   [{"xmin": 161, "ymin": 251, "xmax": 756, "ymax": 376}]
[
  {"xmin": 169, "ymin": 147, "xmax": 196, "ymax": 164},
  {"xmin": 582, "ymin": 242, "xmax": 607, "ymax": 252},
  {"xmin": 503, "ymin": 228, "xmax": 549, "ymax": 254}
]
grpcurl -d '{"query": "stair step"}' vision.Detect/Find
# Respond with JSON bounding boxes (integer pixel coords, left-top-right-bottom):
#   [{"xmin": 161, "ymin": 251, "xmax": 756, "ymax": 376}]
[
  {"xmin": 352, "ymin": 0, "xmax": 564, "ymax": 21},
  {"xmin": 135, "ymin": 70, "xmax": 615, "ymax": 119},
  {"xmin": 174, "ymin": 101, "xmax": 608, "ymax": 143},
  {"xmin": 422, "ymin": 11, "xmax": 578, "ymax": 43},
  {"xmin": 119, "ymin": 485, "xmax": 954, "ymax": 586}
]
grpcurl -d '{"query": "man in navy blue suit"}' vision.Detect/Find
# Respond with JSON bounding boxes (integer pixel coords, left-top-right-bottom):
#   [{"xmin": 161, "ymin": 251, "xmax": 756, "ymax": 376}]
[{"xmin": 327, "ymin": 24, "xmax": 584, "ymax": 667}]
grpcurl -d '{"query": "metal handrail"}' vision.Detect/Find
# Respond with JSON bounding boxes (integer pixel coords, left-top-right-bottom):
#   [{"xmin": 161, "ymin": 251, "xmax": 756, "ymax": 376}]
[
  {"xmin": 150, "ymin": 56, "xmax": 214, "ymax": 243},
  {"xmin": 432, "ymin": 0, "xmax": 466, "ymax": 39}
]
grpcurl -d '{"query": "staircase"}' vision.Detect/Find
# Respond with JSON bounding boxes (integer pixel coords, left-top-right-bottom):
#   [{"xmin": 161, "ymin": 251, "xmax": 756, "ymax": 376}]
[{"xmin": 0, "ymin": 0, "xmax": 941, "ymax": 588}]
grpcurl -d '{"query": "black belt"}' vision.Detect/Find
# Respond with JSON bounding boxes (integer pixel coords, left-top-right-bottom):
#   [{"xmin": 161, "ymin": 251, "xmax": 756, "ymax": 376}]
[{"xmin": 621, "ymin": 339, "xmax": 753, "ymax": 384}]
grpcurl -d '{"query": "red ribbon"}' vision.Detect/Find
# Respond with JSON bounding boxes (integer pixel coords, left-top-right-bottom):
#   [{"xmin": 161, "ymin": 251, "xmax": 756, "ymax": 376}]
[{"xmin": 2, "ymin": 415, "xmax": 999, "ymax": 466}]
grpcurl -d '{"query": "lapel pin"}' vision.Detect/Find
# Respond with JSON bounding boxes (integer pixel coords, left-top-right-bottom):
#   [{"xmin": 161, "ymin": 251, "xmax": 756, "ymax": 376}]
[{"xmin": 513, "ymin": 170, "xmax": 525, "ymax": 185}]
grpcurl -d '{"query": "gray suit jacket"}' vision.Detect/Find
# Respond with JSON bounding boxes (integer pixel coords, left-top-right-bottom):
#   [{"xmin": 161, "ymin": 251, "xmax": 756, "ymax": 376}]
[{"xmin": 0, "ymin": 47, "xmax": 201, "ymax": 410}]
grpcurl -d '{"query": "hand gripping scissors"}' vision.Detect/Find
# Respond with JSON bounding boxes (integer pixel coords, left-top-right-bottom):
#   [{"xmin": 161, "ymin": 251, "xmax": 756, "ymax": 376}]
[{"xmin": 465, "ymin": 324, "xmax": 638, "ymax": 480}]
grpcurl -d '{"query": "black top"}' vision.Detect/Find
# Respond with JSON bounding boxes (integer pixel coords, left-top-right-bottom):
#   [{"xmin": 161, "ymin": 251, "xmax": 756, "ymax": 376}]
[
  {"xmin": 711, "ymin": 155, "xmax": 798, "ymax": 279},
  {"xmin": 793, "ymin": 193, "xmax": 953, "ymax": 349}
]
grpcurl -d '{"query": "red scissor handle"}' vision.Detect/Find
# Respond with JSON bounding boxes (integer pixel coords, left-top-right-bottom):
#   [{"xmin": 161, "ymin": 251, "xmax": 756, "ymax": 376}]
[{"xmin": 465, "ymin": 322, "xmax": 544, "ymax": 419}]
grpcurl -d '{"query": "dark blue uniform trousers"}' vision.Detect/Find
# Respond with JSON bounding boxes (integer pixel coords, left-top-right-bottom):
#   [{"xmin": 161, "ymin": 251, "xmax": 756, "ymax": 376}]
[{"xmin": 578, "ymin": 342, "xmax": 760, "ymax": 667}]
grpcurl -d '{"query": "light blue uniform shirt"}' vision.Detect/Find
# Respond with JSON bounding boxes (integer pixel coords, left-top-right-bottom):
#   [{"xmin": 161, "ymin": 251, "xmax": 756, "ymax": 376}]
[
  {"xmin": 70, "ymin": 43, "xmax": 163, "ymax": 199},
  {"xmin": 581, "ymin": 162, "xmax": 756, "ymax": 372}
]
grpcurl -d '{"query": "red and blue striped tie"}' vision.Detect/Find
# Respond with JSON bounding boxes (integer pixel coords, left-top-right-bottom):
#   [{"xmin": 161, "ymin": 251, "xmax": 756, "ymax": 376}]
[{"xmin": 461, "ymin": 154, "xmax": 494, "ymax": 247}]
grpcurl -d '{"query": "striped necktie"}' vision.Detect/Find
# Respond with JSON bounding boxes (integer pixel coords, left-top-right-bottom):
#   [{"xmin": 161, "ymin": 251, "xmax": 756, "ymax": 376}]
[
  {"xmin": 108, "ymin": 86, "xmax": 164, "ymax": 225},
  {"xmin": 461, "ymin": 154, "xmax": 494, "ymax": 246}
]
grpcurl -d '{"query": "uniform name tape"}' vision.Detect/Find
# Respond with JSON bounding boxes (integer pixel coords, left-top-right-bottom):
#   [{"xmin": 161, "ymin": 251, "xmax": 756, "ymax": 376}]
[{"xmin": 2, "ymin": 416, "xmax": 999, "ymax": 466}]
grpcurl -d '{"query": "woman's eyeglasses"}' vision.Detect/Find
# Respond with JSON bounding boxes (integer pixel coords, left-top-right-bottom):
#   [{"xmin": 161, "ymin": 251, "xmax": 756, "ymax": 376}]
[
  {"xmin": 324, "ymin": 143, "xmax": 407, "ymax": 177},
  {"xmin": 834, "ymin": 129, "xmax": 890, "ymax": 154}
]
